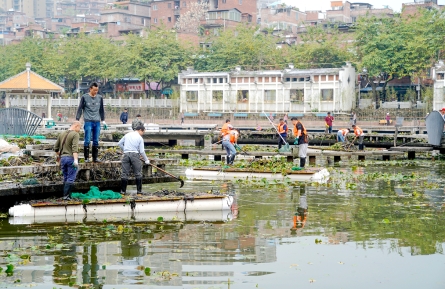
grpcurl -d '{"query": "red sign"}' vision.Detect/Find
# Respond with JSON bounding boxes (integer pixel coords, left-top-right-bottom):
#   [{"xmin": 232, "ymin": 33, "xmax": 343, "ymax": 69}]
[{"xmin": 116, "ymin": 83, "xmax": 144, "ymax": 92}]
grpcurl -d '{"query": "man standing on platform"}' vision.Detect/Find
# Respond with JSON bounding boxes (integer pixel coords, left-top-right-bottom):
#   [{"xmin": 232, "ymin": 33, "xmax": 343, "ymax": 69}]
[
  {"xmin": 132, "ymin": 114, "xmax": 144, "ymax": 130},
  {"xmin": 325, "ymin": 112, "xmax": 334, "ymax": 133},
  {"xmin": 292, "ymin": 117, "xmax": 309, "ymax": 168},
  {"xmin": 120, "ymin": 108, "xmax": 128, "ymax": 124},
  {"xmin": 54, "ymin": 121, "xmax": 81, "ymax": 200},
  {"xmin": 277, "ymin": 118, "xmax": 288, "ymax": 149},
  {"xmin": 75, "ymin": 82, "xmax": 105, "ymax": 163},
  {"xmin": 118, "ymin": 125, "xmax": 150, "ymax": 195}
]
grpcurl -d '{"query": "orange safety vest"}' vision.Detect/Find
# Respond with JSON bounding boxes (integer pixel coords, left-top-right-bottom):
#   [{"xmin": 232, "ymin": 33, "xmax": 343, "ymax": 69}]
[
  {"xmin": 339, "ymin": 129, "xmax": 349, "ymax": 136},
  {"xmin": 354, "ymin": 126, "xmax": 364, "ymax": 136},
  {"xmin": 293, "ymin": 121, "xmax": 307, "ymax": 138},
  {"xmin": 229, "ymin": 130, "xmax": 239, "ymax": 144},
  {"xmin": 221, "ymin": 123, "xmax": 230, "ymax": 136},
  {"xmin": 277, "ymin": 123, "xmax": 287, "ymax": 134}
]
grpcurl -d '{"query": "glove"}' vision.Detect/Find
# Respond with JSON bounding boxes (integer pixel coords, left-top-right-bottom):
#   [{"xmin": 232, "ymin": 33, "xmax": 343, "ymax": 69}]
[
  {"xmin": 294, "ymin": 137, "xmax": 299, "ymax": 145},
  {"xmin": 72, "ymin": 160, "xmax": 78, "ymax": 169},
  {"xmin": 145, "ymin": 160, "xmax": 150, "ymax": 165}
]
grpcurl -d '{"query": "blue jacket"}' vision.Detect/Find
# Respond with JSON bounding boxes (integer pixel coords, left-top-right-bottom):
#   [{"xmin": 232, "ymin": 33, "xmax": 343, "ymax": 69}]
[{"xmin": 120, "ymin": 112, "xmax": 128, "ymax": 123}]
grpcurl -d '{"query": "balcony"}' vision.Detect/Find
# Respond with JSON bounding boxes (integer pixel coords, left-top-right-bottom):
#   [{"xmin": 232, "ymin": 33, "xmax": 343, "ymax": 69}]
[{"xmin": 174, "ymin": 8, "xmax": 180, "ymax": 16}]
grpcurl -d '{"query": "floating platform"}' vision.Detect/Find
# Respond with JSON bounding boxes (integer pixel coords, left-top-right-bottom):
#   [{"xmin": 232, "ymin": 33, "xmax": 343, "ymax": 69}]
[
  {"xmin": 9, "ymin": 194, "xmax": 235, "ymax": 224},
  {"xmin": 185, "ymin": 167, "xmax": 330, "ymax": 183}
]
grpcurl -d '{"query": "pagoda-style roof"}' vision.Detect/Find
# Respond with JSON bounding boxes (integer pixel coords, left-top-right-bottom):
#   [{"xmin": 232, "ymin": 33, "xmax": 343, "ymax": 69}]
[{"xmin": 0, "ymin": 63, "xmax": 63, "ymax": 93}]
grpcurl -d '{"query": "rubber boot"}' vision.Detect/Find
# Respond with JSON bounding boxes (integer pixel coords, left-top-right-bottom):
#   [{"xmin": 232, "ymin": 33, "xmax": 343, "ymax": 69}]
[
  {"xmin": 229, "ymin": 154, "xmax": 235, "ymax": 165},
  {"xmin": 84, "ymin": 146, "xmax": 90, "ymax": 162},
  {"xmin": 226, "ymin": 155, "xmax": 231, "ymax": 165},
  {"xmin": 136, "ymin": 177, "xmax": 143, "ymax": 195},
  {"xmin": 120, "ymin": 179, "xmax": 128, "ymax": 195},
  {"xmin": 92, "ymin": 146, "xmax": 102, "ymax": 163},
  {"xmin": 300, "ymin": 157, "xmax": 306, "ymax": 168},
  {"xmin": 63, "ymin": 183, "xmax": 73, "ymax": 200}
]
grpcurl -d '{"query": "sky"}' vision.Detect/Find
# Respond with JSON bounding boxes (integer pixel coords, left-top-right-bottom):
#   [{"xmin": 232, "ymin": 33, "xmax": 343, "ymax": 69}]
[{"xmin": 283, "ymin": 0, "xmax": 445, "ymax": 12}]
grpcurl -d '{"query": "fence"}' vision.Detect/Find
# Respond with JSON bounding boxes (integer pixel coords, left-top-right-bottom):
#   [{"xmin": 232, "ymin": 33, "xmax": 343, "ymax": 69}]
[{"xmin": 9, "ymin": 98, "xmax": 179, "ymax": 108}]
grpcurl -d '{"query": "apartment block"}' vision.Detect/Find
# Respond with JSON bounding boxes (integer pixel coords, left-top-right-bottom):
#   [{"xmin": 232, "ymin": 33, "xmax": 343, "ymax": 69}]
[
  {"xmin": 150, "ymin": 0, "xmax": 179, "ymax": 29},
  {"xmin": 259, "ymin": 5, "xmax": 306, "ymax": 34},
  {"xmin": 326, "ymin": 1, "xmax": 393, "ymax": 23}
]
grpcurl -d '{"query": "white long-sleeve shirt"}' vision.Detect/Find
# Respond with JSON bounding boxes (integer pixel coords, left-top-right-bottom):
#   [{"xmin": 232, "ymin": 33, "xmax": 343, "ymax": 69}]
[{"xmin": 118, "ymin": 131, "xmax": 149, "ymax": 162}]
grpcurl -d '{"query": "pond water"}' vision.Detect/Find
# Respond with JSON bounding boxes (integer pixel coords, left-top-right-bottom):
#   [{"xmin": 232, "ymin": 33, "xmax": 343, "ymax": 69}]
[{"xmin": 0, "ymin": 159, "xmax": 444, "ymax": 289}]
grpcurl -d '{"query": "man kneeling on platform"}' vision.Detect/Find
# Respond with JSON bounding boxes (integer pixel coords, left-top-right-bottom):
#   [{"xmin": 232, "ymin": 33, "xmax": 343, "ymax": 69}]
[
  {"xmin": 118, "ymin": 125, "xmax": 150, "ymax": 195},
  {"xmin": 54, "ymin": 121, "xmax": 81, "ymax": 200},
  {"xmin": 291, "ymin": 117, "xmax": 309, "ymax": 168}
]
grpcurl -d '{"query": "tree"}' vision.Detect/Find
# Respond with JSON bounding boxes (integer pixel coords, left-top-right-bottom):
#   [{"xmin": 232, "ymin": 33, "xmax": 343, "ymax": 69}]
[
  {"xmin": 194, "ymin": 24, "xmax": 286, "ymax": 71},
  {"xmin": 124, "ymin": 28, "xmax": 193, "ymax": 97},
  {"xmin": 175, "ymin": 2, "xmax": 209, "ymax": 34}
]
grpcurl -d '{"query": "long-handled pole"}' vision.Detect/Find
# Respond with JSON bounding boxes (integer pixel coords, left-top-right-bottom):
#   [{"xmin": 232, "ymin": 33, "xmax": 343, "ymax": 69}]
[
  {"xmin": 264, "ymin": 113, "xmax": 288, "ymax": 145},
  {"xmin": 150, "ymin": 163, "xmax": 184, "ymax": 188}
]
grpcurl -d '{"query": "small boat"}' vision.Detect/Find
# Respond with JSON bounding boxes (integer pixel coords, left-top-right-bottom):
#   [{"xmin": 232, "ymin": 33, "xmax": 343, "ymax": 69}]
[
  {"xmin": 185, "ymin": 167, "xmax": 330, "ymax": 183},
  {"xmin": 9, "ymin": 194, "xmax": 235, "ymax": 224}
]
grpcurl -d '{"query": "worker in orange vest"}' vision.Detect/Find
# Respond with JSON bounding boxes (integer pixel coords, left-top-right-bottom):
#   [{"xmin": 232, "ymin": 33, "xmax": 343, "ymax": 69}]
[
  {"xmin": 337, "ymin": 128, "xmax": 349, "ymax": 143},
  {"xmin": 276, "ymin": 118, "xmax": 288, "ymax": 149},
  {"xmin": 352, "ymin": 124, "xmax": 364, "ymax": 150},
  {"xmin": 291, "ymin": 117, "xmax": 308, "ymax": 168},
  {"xmin": 220, "ymin": 119, "xmax": 231, "ymax": 137},
  {"xmin": 222, "ymin": 124, "xmax": 237, "ymax": 165}
]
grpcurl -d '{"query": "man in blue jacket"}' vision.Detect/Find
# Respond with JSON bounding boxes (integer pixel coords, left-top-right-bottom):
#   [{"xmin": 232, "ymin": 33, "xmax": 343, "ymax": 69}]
[
  {"xmin": 120, "ymin": 108, "xmax": 128, "ymax": 124},
  {"xmin": 75, "ymin": 82, "xmax": 105, "ymax": 163}
]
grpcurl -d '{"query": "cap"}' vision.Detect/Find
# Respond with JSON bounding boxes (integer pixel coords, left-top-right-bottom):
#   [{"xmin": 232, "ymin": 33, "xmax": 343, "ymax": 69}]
[
  {"xmin": 441, "ymin": 107, "xmax": 445, "ymax": 111},
  {"xmin": 228, "ymin": 124, "xmax": 234, "ymax": 129}
]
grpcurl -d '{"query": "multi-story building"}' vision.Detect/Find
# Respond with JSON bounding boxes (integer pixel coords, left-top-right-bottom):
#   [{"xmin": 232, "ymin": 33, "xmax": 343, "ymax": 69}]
[
  {"xmin": 178, "ymin": 62, "xmax": 356, "ymax": 113},
  {"xmin": 326, "ymin": 1, "xmax": 393, "ymax": 23},
  {"xmin": 259, "ymin": 4, "xmax": 306, "ymax": 35},
  {"xmin": 150, "ymin": 0, "xmax": 179, "ymax": 29},
  {"xmin": 0, "ymin": 0, "xmax": 53, "ymax": 19},
  {"xmin": 402, "ymin": 0, "xmax": 441, "ymax": 16},
  {"xmin": 99, "ymin": 1, "xmax": 150, "ymax": 38}
]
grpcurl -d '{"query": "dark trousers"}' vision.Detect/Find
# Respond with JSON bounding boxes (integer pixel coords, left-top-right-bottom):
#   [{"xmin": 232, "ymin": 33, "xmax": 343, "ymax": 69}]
[
  {"xmin": 328, "ymin": 126, "xmax": 333, "ymax": 133},
  {"xmin": 278, "ymin": 134, "xmax": 287, "ymax": 148},
  {"xmin": 121, "ymin": 152, "xmax": 143, "ymax": 179},
  {"xmin": 61, "ymin": 156, "xmax": 77, "ymax": 183}
]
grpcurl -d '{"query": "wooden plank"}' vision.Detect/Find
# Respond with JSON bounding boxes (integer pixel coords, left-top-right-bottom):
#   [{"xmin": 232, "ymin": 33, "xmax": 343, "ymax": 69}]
[{"xmin": 389, "ymin": 146, "xmax": 433, "ymax": 152}]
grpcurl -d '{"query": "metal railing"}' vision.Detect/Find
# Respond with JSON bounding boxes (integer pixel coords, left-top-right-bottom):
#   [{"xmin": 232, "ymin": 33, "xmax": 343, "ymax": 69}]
[{"xmin": 9, "ymin": 98, "xmax": 179, "ymax": 108}]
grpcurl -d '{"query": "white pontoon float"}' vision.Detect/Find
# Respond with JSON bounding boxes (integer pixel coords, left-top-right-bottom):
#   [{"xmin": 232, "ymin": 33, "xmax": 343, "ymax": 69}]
[
  {"xmin": 185, "ymin": 167, "xmax": 330, "ymax": 183},
  {"xmin": 9, "ymin": 194, "xmax": 235, "ymax": 224}
]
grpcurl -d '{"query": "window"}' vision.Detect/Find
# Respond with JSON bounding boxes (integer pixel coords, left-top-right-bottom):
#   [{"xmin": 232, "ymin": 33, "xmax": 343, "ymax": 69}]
[
  {"xmin": 290, "ymin": 89, "xmax": 304, "ymax": 102},
  {"xmin": 168, "ymin": 3, "xmax": 171, "ymax": 8},
  {"xmin": 152, "ymin": 4, "xmax": 157, "ymax": 10},
  {"xmin": 213, "ymin": 78, "xmax": 217, "ymax": 83},
  {"xmin": 219, "ymin": 78, "xmax": 224, "ymax": 83},
  {"xmin": 239, "ymin": 0, "xmax": 242, "ymax": 4},
  {"xmin": 296, "ymin": 13, "xmax": 298, "ymax": 20},
  {"xmin": 154, "ymin": 18, "xmax": 157, "ymax": 23},
  {"xmin": 237, "ymin": 90, "xmax": 249, "ymax": 102},
  {"xmin": 438, "ymin": 73, "xmax": 444, "ymax": 80},
  {"xmin": 183, "ymin": 1, "xmax": 186, "ymax": 7},
  {"xmin": 321, "ymin": 89, "xmax": 333, "ymax": 101},
  {"xmin": 186, "ymin": 91, "xmax": 198, "ymax": 101},
  {"xmin": 264, "ymin": 90, "xmax": 276, "ymax": 103},
  {"xmin": 194, "ymin": 78, "xmax": 199, "ymax": 83},
  {"xmin": 222, "ymin": 0, "xmax": 226, "ymax": 3},
  {"xmin": 168, "ymin": 17, "xmax": 172, "ymax": 22},
  {"xmin": 212, "ymin": 91, "xmax": 223, "ymax": 101}
]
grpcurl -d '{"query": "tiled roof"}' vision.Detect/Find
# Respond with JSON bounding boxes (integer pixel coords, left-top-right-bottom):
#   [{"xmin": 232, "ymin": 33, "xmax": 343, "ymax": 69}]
[{"xmin": 0, "ymin": 70, "xmax": 63, "ymax": 92}]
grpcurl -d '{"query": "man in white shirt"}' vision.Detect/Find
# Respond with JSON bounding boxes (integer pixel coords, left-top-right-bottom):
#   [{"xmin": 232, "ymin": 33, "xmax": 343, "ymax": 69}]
[{"xmin": 118, "ymin": 125, "xmax": 150, "ymax": 195}]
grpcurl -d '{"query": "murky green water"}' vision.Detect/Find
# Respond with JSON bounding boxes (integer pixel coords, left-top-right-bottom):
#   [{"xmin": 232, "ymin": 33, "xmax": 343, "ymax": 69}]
[{"xmin": 0, "ymin": 160, "xmax": 444, "ymax": 289}]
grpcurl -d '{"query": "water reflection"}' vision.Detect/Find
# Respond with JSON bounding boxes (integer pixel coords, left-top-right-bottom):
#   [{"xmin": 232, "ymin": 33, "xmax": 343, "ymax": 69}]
[{"xmin": 1, "ymin": 161, "xmax": 445, "ymax": 288}]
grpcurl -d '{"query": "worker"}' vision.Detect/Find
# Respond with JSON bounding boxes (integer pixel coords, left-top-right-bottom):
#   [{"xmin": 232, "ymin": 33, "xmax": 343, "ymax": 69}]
[
  {"xmin": 228, "ymin": 128, "xmax": 240, "ymax": 164},
  {"xmin": 118, "ymin": 125, "xmax": 151, "ymax": 196},
  {"xmin": 132, "ymin": 114, "xmax": 144, "ymax": 131},
  {"xmin": 291, "ymin": 186, "xmax": 308, "ymax": 233},
  {"xmin": 220, "ymin": 119, "xmax": 231, "ymax": 137},
  {"xmin": 352, "ymin": 124, "xmax": 365, "ymax": 150},
  {"xmin": 75, "ymin": 82, "xmax": 105, "ymax": 163},
  {"xmin": 120, "ymin": 108, "xmax": 129, "ymax": 124},
  {"xmin": 54, "ymin": 121, "xmax": 81, "ymax": 200},
  {"xmin": 325, "ymin": 112, "xmax": 334, "ymax": 133},
  {"xmin": 337, "ymin": 128, "xmax": 349, "ymax": 143},
  {"xmin": 277, "ymin": 118, "xmax": 288, "ymax": 149},
  {"xmin": 291, "ymin": 117, "xmax": 308, "ymax": 168},
  {"xmin": 222, "ymin": 124, "xmax": 236, "ymax": 165}
]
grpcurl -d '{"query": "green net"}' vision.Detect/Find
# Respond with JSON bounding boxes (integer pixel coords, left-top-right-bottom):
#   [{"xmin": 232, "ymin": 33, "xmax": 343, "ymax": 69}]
[{"xmin": 71, "ymin": 186, "xmax": 122, "ymax": 200}]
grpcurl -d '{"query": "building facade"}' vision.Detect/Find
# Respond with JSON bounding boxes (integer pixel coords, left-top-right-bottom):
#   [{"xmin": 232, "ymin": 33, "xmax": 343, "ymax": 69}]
[
  {"xmin": 178, "ymin": 63, "xmax": 356, "ymax": 113},
  {"xmin": 432, "ymin": 60, "xmax": 445, "ymax": 110}
]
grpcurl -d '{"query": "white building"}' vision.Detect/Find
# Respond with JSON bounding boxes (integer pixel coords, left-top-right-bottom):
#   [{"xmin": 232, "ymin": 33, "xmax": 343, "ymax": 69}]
[
  {"xmin": 178, "ymin": 62, "xmax": 356, "ymax": 113},
  {"xmin": 432, "ymin": 60, "xmax": 445, "ymax": 110}
]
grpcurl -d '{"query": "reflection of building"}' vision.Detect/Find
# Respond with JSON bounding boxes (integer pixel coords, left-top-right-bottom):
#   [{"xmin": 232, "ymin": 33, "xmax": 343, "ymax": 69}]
[{"xmin": 178, "ymin": 63, "xmax": 356, "ymax": 113}]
